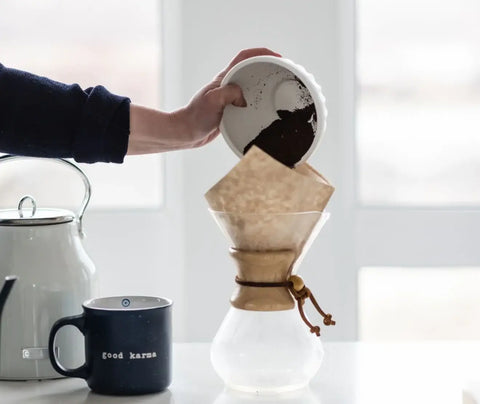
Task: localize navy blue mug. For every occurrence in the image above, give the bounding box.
[48,296,172,395]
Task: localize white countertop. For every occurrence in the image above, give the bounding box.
[1,342,480,404]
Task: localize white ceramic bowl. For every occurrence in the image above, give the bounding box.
[220,56,327,166]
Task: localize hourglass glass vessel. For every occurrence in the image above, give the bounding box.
[209,210,334,393]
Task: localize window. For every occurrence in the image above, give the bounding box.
[359,267,480,340]
[358,0,480,206]
[355,0,480,341]
[0,0,163,209]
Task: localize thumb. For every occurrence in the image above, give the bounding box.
[207,84,247,108]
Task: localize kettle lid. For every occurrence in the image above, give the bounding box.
[0,196,74,226]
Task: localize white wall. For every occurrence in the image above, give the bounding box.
[83,0,355,342]
[172,0,354,341]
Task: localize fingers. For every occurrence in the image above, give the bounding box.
[208,48,281,91]
[219,47,281,77]
[186,48,281,151]
[228,48,281,69]
[207,83,247,108]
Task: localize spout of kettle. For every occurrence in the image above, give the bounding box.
[0,276,17,319]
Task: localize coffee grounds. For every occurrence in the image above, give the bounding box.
[243,103,316,167]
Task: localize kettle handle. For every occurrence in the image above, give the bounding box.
[0,276,17,320]
[0,155,91,235]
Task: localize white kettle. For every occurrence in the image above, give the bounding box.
[0,155,97,380]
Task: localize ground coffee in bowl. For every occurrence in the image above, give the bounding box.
[220,56,326,167]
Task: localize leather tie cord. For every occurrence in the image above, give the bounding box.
[235,275,335,336]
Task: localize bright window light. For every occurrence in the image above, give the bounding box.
[357,0,480,206]
[0,0,163,209]
[359,267,480,340]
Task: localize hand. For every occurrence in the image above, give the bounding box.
[128,48,281,155]
[178,47,281,149]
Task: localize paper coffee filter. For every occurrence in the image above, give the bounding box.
[205,146,334,214]
[206,146,334,268]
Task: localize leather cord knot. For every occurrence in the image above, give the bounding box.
[323,314,335,326]
[287,275,336,337]
[234,275,336,337]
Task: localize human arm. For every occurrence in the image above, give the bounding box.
[0,63,130,163]
[0,48,280,163]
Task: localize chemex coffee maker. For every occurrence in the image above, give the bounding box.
[0,155,97,380]
[206,56,336,393]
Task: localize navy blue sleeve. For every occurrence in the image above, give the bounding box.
[0,63,131,163]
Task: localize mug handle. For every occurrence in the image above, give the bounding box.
[48,314,88,379]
